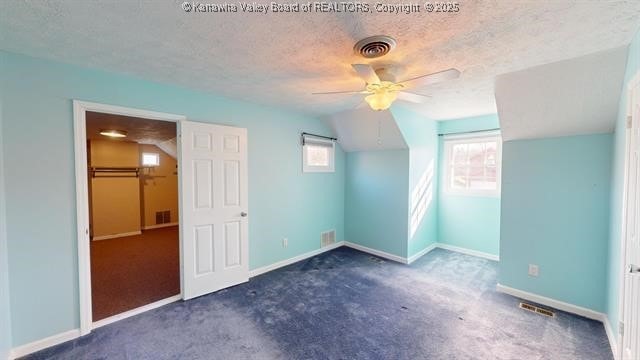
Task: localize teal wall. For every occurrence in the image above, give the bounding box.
[437,115,501,256]
[392,107,439,257]
[345,150,409,257]
[607,28,640,339]
[0,77,13,359]
[438,114,499,135]
[500,134,612,312]
[0,51,345,346]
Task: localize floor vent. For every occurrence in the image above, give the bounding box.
[519,302,555,317]
[321,230,336,247]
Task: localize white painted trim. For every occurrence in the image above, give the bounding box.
[441,129,501,140]
[251,241,496,277]
[73,101,92,336]
[73,100,186,336]
[92,295,181,329]
[496,283,604,321]
[496,283,618,357]
[407,243,437,264]
[9,329,81,360]
[142,222,179,230]
[249,241,344,277]
[343,242,408,264]
[616,69,640,360]
[436,243,499,261]
[604,316,619,360]
[7,295,182,359]
[73,101,186,122]
[92,231,142,241]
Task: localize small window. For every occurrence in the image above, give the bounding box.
[142,152,160,167]
[302,135,335,173]
[444,135,501,196]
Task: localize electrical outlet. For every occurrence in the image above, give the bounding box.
[528,264,539,277]
[282,238,288,248]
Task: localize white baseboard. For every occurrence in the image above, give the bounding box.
[496,283,604,321]
[93,294,182,329]
[92,230,141,241]
[407,243,438,264]
[8,295,182,359]
[249,241,345,277]
[436,243,499,261]
[603,316,619,360]
[9,329,81,360]
[142,222,178,230]
[343,242,407,264]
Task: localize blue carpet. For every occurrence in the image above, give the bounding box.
[23,247,612,359]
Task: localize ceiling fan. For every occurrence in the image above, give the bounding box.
[313,64,461,111]
[313,35,460,111]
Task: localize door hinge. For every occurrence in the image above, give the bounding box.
[619,321,624,336]
[627,116,633,129]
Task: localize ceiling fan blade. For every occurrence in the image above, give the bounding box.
[399,68,460,88]
[312,90,369,95]
[352,64,380,85]
[397,91,431,104]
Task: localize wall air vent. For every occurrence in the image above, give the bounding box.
[354,35,396,58]
[519,302,555,317]
[155,210,171,225]
[321,230,336,247]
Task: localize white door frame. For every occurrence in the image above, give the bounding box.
[617,71,640,359]
[73,100,186,335]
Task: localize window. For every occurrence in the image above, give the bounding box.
[444,135,501,196]
[302,135,335,173]
[142,152,160,167]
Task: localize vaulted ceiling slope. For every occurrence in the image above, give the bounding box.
[326,108,407,152]
[1,1,639,120]
[495,47,628,142]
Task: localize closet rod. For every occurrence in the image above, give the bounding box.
[91,167,140,178]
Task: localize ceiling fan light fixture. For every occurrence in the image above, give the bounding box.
[99,129,128,138]
[365,90,398,111]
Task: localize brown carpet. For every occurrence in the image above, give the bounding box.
[90,226,180,321]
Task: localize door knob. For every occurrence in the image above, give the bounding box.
[630,264,640,274]
[240,212,248,217]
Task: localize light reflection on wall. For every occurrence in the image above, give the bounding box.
[410,160,434,238]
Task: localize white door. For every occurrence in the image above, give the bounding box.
[180,120,249,300]
[623,84,640,360]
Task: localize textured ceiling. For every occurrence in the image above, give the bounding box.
[1,1,640,119]
[496,47,628,141]
[86,111,176,144]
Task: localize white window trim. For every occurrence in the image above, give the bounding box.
[443,134,502,197]
[302,140,335,173]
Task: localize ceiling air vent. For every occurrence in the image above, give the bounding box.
[354,35,396,58]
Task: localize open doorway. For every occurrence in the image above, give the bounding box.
[85,111,180,322]
[74,101,250,335]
